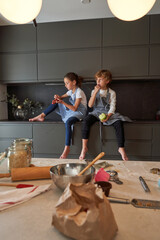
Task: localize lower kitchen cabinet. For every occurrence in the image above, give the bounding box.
[0,123,32,152]
[0,121,159,160]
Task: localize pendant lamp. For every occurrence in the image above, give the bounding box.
[107,0,156,21]
[0,0,42,24]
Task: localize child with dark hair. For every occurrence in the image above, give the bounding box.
[29,72,87,159]
[79,69,131,161]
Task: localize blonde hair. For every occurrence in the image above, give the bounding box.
[95,69,112,85]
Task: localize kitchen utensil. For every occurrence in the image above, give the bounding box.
[139,176,150,192]
[0,182,34,188]
[50,163,95,190]
[150,168,160,175]
[0,173,11,178]
[106,170,123,185]
[78,152,105,176]
[11,166,51,181]
[108,196,160,209]
[95,181,112,197]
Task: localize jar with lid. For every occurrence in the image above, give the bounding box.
[7,145,29,171]
[12,138,32,165]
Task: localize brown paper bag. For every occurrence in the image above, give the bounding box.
[52,182,118,240]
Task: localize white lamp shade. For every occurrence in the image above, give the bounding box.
[0,0,42,24]
[107,0,156,21]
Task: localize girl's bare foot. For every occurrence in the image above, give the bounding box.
[29,113,45,122]
[118,147,128,161]
[60,146,70,159]
[79,147,88,160]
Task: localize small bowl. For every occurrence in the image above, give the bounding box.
[50,163,95,190]
[95,181,112,196]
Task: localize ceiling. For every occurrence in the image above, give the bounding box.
[0,0,160,25]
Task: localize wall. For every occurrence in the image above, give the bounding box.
[7,80,160,121]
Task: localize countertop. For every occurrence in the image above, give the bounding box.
[0,120,160,124]
[0,158,160,240]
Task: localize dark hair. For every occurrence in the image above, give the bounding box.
[94,69,112,85]
[64,72,83,88]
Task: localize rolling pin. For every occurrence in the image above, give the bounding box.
[11,166,52,181]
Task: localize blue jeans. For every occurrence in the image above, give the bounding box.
[43,103,79,146]
[65,117,79,146]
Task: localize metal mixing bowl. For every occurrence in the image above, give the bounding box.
[50,163,95,190]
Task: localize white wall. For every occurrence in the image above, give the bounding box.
[0,84,8,120]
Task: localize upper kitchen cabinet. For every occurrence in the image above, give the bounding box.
[103,46,148,78]
[38,49,101,82]
[149,15,160,76]
[37,19,101,50]
[37,19,101,81]
[0,53,37,83]
[103,16,149,46]
[0,24,37,83]
[0,24,36,52]
[150,15,160,44]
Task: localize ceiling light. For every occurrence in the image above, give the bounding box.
[0,0,42,24]
[107,0,156,21]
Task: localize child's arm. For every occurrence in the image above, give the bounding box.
[88,85,100,108]
[54,93,68,100]
[56,98,82,112]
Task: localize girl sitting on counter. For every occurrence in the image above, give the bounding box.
[29,72,87,159]
[79,69,132,161]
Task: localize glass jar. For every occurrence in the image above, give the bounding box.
[14,105,28,120]
[7,145,29,171]
[12,138,32,165]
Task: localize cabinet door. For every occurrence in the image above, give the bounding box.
[152,125,160,157]
[0,53,37,83]
[33,123,65,155]
[37,19,101,50]
[103,46,148,77]
[0,124,32,152]
[125,124,152,157]
[0,24,36,52]
[103,16,149,46]
[38,49,101,82]
[149,46,160,76]
[150,15,160,44]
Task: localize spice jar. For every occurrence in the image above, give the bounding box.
[7,145,29,171]
[12,138,32,165]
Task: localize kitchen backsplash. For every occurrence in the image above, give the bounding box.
[7,80,160,121]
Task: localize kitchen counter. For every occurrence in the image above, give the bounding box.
[0,158,160,240]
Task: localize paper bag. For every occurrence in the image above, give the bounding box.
[52,182,118,240]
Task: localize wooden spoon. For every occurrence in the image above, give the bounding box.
[78,152,105,176]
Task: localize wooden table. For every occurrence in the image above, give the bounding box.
[0,159,160,240]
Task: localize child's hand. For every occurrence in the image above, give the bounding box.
[54,94,61,100]
[94,85,100,94]
[56,98,63,104]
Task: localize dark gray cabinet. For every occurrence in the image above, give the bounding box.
[150,15,160,44]
[0,24,37,83]
[0,15,160,83]
[152,125,160,157]
[103,17,149,46]
[38,49,101,81]
[149,46,160,76]
[0,24,36,52]
[0,123,32,152]
[101,123,152,160]
[0,122,159,160]
[103,46,148,77]
[0,53,37,83]
[37,20,101,50]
